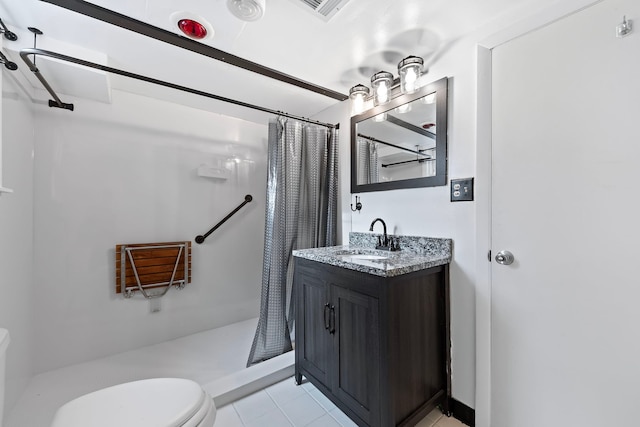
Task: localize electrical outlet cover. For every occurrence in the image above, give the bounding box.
[451,178,474,202]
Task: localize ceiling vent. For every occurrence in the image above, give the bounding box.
[292,0,352,21]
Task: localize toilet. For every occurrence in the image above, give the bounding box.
[0,329,10,427]
[50,378,216,427]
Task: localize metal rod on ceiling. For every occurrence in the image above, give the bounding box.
[39,0,348,102]
[0,18,18,41]
[19,48,337,128]
[0,52,19,71]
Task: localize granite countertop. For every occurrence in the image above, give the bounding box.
[292,232,452,278]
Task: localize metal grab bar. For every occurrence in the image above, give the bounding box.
[195,195,253,244]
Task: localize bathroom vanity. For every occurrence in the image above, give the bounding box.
[293,233,452,427]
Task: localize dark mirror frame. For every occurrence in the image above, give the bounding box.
[350,76,448,193]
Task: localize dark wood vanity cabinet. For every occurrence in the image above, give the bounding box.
[294,257,451,427]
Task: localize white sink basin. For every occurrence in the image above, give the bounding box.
[337,254,388,261]
[333,249,391,263]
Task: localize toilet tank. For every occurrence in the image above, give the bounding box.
[0,329,9,427]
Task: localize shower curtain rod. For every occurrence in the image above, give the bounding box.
[40,0,348,102]
[357,133,431,157]
[19,48,338,129]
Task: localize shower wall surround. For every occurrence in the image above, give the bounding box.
[0,74,36,414]
[31,89,269,373]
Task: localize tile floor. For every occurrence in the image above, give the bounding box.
[219,376,467,427]
[5,317,466,427]
[5,319,262,427]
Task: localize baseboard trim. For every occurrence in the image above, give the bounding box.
[451,398,475,426]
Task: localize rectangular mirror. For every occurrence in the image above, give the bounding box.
[351,77,448,193]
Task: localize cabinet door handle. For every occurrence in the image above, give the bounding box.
[324,303,331,330]
[329,305,336,334]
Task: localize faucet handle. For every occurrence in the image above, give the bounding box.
[389,238,400,251]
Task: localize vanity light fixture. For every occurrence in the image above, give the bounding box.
[349,84,370,115]
[398,55,424,94]
[371,71,394,106]
[349,55,426,115]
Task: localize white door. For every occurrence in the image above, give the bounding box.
[491,1,640,425]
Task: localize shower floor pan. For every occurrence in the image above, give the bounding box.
[5,317,294,427]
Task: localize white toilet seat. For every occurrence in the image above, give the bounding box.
[50,378,216,427]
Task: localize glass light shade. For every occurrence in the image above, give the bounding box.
[423,93,436,104]
[349,84,370,116]
[395,103,412,114]
[372,112,387,122]
[398,56,424,94]
[371,71,393,106]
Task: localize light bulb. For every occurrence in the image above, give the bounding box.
[402,68,418,94]
[353,95,364,115]
[349,84,370,116]
[398,56,424,95]
[423,93,436,104]
[373,113,387,122]
[396,103,411,114]
[371,71,393,106]
[376,81,389,104]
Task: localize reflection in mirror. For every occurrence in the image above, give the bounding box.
[351,77,447,193]
[356,94,436,184]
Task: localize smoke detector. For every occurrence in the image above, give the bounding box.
[290,0,352,21]
[227,0,266,22]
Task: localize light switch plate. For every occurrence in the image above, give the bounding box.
[451,178,474,202]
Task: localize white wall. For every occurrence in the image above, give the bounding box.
[31,89,268,373]
[314,34,483,409]
[1,0,593,412]
[0,72,35,415]
[315,0,594,407]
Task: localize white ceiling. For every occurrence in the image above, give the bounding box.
[0,0,543,123]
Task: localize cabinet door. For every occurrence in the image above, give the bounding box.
[297,271,331,387]
[331,285,380,426]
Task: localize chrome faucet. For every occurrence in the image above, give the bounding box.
[369,218,399,251]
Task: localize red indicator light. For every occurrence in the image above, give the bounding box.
[178,19,208,39]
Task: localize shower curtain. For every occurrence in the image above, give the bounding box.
[357,136,379,184]
[247,116,338,366]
